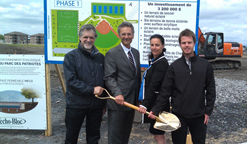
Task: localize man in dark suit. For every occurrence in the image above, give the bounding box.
[104,21,141,144]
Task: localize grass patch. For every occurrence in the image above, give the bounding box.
[2,44,44,47]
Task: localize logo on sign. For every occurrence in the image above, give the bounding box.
[0,118,26,125]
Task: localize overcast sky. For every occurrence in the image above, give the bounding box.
[0,0,246,45]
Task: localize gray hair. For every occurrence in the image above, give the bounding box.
[117,21,134,36]
[79,24,97,38]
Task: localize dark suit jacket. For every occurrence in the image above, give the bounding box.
[104,44,141,111]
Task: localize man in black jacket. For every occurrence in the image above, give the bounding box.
[149,29,216,144]
[63,24,105,144]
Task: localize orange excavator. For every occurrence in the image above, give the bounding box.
[197,28,243,69]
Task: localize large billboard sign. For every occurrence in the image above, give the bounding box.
[45,0,200,66]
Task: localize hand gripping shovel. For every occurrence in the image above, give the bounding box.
[95,88,181,132]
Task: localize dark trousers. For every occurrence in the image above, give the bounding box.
[108,109,135,144]
[172,114,207,144]
[65,107,103,144]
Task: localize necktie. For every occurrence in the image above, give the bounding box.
[128,51,136,74]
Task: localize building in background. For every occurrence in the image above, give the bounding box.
[30,33,44,45]
[4,31,28,44]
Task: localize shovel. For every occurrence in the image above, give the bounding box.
[95,88,181,132]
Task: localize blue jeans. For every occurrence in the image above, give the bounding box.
[65,107,103,144]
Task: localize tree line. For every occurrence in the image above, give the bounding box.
[0,34,4,40]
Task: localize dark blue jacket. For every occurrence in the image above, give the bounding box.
[63,42,105,109]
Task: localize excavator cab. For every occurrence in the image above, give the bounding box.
[197,28,242,69]
[198,32,224,59]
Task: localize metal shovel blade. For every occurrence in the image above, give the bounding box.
[154,111,181,132]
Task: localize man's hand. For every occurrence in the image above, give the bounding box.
[148,111,156,120]
[138,105,147,114]
[93,86,104,96]
[115,95,124,105]
[204,114,209,125]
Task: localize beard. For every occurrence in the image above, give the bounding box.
[83,41,93,50]
[84,44,92,50]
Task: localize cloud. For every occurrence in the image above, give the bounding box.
[200,0,247,45]
[0,0,43,35]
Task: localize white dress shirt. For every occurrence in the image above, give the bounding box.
[121,42,136,68]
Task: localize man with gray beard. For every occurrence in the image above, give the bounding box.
[63,24,106,144]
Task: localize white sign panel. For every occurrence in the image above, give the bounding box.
[139,1,198,65]
[45,0,199,66]
[0,55,46,130]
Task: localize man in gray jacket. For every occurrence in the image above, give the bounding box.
[104,21,141,144]
[63,24,105,144]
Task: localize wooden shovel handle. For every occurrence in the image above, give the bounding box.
[124,101,150,114]
[97,89,162,121]
[123,102,158,119]
[123,101,139,111]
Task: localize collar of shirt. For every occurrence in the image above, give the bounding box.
[185,57,191,70]
[121,42,136,67]
[121,42,132,57]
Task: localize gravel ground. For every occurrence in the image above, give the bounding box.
[0,44,246,144]
[206,78,247,143]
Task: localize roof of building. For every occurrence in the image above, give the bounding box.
[4,31,28,35]
[30,33,44,37]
